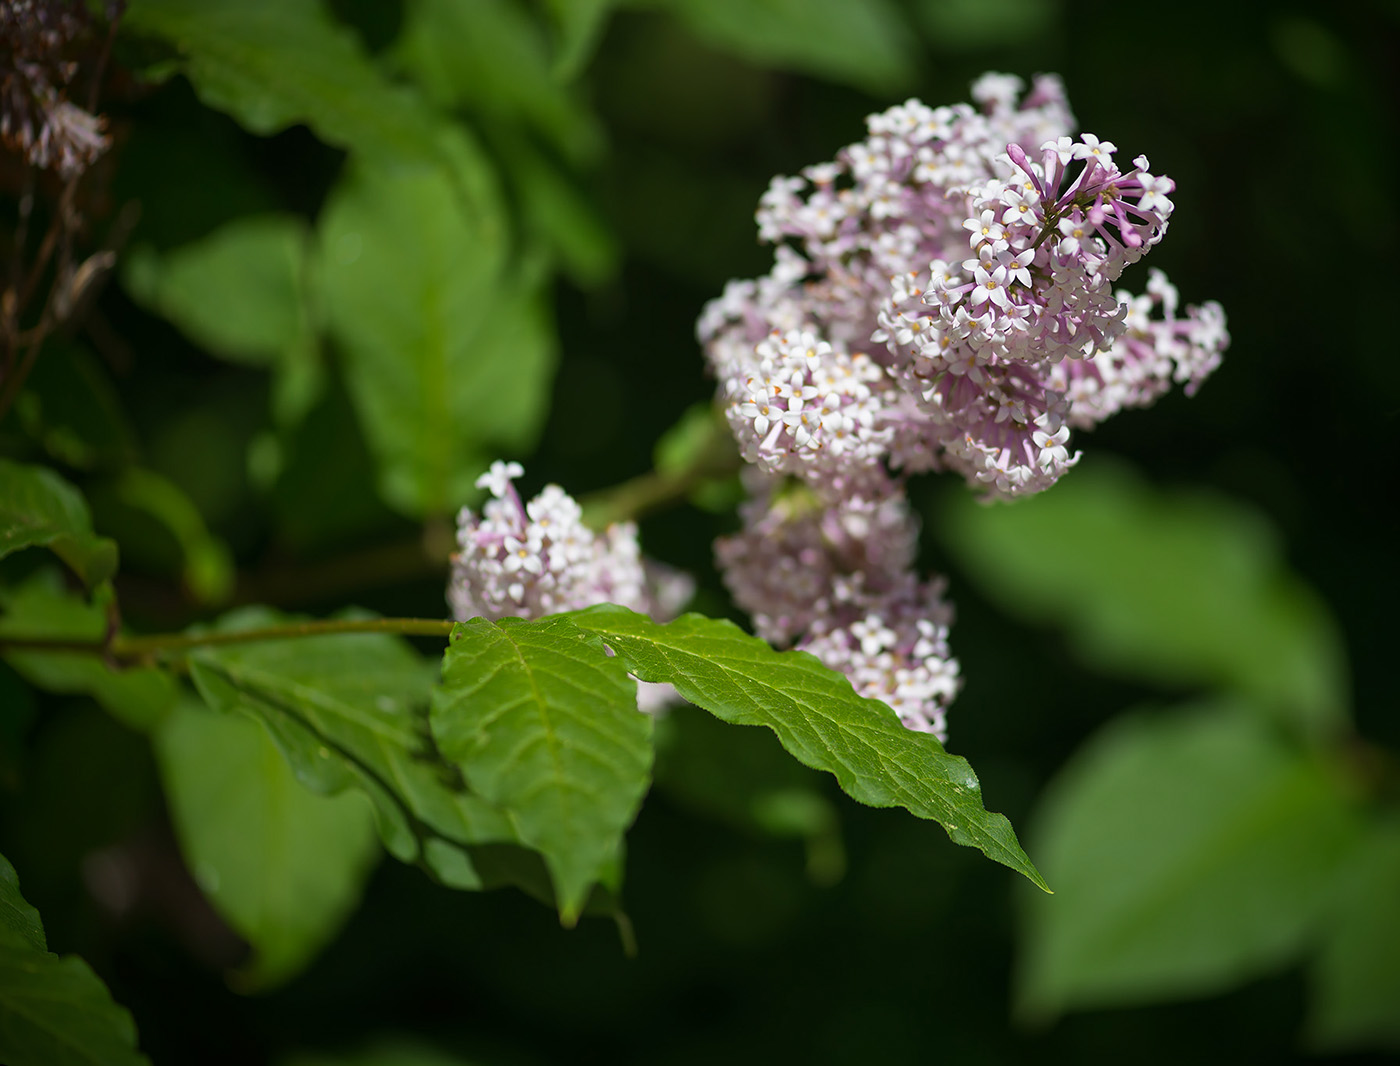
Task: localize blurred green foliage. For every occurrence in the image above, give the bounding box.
[155,697,381,991]
[1,0,1397,1062]
[940,460,1350,743]
[1016,702,1360,1020]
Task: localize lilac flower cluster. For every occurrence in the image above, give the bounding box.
[703,73,1227,738]
[448,462,691,711]
[452,462,647,621]
[716,476,958,737]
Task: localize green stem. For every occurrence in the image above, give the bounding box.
[580,411,739,528]
[0,616,458,663]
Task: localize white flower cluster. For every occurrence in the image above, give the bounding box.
[704,73,1228,739]
[448,462,649,621]
[701,72,1228,502]
[448,462,693,712]
[716,477,959,738]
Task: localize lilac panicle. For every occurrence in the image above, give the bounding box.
[701,72,1227,503]
[449,461,690,622]
[704,73,1227,738]
[716,475,959,739]
[447,462,692,712]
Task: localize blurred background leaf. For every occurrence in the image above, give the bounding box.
[90,469,236,606]
[391,0,604,164]
[125,0,459,168]
[1306,815,1400,1051]
[122,215,322,427]
[316,150,553,516]
[650,0,917,96]
[939,458,1350,744]
[1016,701,1360,1022]
[541,0,617,80]
[155,698,381,991]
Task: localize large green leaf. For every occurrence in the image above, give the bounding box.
[568,605,1047,889]
[1308,815,1400,1050]
[123,216,309,366]
[431,616,652,923]
[155,698,381,990]
[541,0,616,80]
[392,0,603,163]
[492,132,619,287]
[1016,702,1359,1021]
[122,215,322,426]
[123,0,492,186]
[317,156,554,515]
[657,0,916,95]
[0,459,117,588]
[0,572,177,733]
[939,459,1349,742]
[184,610,516,890]
[0,854,150,1066]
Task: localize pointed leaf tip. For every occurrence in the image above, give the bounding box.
[569,605,1045,888]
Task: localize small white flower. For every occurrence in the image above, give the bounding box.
[1072,133,1117,161]
[476,460,523,498]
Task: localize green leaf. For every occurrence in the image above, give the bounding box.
[0,459,117,588]
[1308,815,1400,1050]
[1016,702,1360,1021]
[184,609,516,890]
[431,615,652,923]
[0,855,46,954]
[123,216,309,366]
[0,853,151,1066]
[496,133,618,287]
[568,605,1046,889]
[318,155,554,515]
[123,0,488,183]
[92,469,236,606]
[0,572,178,733]
[938,459,1349,742]
[392,0,604,163]
[122,215,322,426]
[541,0,615,80]
[154,698,381,990]
[658,0,916,95]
